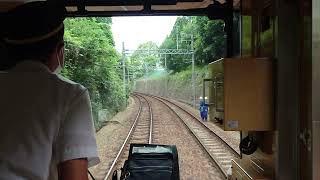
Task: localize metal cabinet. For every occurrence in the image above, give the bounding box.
[207,57,274,131]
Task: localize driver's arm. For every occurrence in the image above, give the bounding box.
[54,89,100,179]
[58,158,88,180]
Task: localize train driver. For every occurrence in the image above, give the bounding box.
[0,1,100,180]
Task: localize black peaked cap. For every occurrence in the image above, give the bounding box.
[2,1,67,44]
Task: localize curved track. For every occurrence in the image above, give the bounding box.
[137,93,240,178]
[103,94,153,180]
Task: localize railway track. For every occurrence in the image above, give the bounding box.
[103,94,153,180]
[138,93,240,178]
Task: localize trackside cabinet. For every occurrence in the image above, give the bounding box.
[208,57,274,131]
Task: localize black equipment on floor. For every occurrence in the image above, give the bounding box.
[113,143,180,180]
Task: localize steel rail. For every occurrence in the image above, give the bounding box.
[137,93,239,178]
[164,96,240,156]
[139,95,154,144]
[146,94,228,178]
[103,95,153,180]
[134,94,154,144]
[139,92,240,156]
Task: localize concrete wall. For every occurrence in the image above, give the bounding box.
[134,69,210,107]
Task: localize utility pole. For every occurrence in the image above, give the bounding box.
[127,66,130,83]
[133,74,136,90]
[146,63,149,93]
[164,54,167,69]
[176,26,179,50]
[180,32,196,107]
[191,34,196,108]
[122,42,126,94]
[144,63,149,94]
[159,54,161,69]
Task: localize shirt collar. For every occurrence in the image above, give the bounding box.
[9,60,51,73]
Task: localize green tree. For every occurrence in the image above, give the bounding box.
[160,16,226,72]
[128,41,159,79]
[194,17,226,64]
[160,17,194,72]
[62,18,126,130]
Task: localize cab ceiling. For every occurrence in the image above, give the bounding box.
[0,0,239,18]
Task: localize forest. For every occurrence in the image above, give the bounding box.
[62,16,226,130]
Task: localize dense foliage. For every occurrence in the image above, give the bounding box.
[62,18,126,130]
[160,16,226,72]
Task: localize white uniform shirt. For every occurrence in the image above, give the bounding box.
[0,60,100,180]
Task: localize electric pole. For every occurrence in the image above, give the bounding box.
[165,54,167,69]
[176,26,179,50]
[144,63,149,93]
[191,34,195,108]
[122,42,126,94]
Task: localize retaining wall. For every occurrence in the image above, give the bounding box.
[134,68,210,106]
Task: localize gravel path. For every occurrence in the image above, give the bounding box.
[146,96,225,180]
[89,97,139,180]
[114,95,152,171]
[166,98,240,154]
